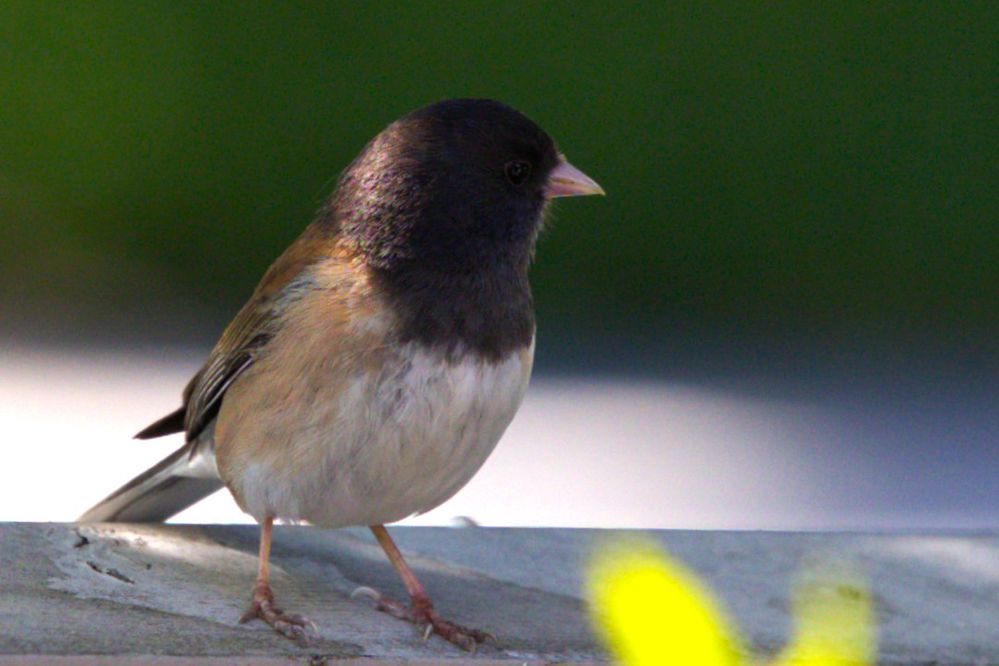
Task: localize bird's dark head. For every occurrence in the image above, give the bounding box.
[331,98,602,274]
[325,99,601,359]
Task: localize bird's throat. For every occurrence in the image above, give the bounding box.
[372,261,535,363]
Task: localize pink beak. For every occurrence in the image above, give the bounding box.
[543,157,605,199]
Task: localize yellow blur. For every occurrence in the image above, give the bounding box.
[586,538,874,666]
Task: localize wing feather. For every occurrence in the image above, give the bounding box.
[135,222,334,442]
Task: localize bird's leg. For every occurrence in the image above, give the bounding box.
[358,524,493,651]
[240,516,315,645]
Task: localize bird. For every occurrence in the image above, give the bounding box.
[78,98,603,650]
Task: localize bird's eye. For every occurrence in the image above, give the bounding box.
[504,160,532,186]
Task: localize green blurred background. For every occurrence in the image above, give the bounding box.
[2,2,996,372]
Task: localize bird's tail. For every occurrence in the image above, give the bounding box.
[78,438,223,523]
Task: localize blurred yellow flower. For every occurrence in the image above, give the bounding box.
[586,538,874,666]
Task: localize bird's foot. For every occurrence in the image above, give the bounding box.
[241,581,316,646]
[352,586,493,652]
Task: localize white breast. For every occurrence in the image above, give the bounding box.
[235,339,534,528]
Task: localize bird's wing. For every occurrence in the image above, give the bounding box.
[135,223,334,442]
[179,303,275,441]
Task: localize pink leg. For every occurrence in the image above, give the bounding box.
[240,517,316,645]
[360,524,493,651]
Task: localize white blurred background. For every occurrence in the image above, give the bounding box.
[4,344,994,530]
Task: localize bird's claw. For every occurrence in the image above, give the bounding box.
[241,584,317,646]
[352,587,492,652]
[350,585,381,601]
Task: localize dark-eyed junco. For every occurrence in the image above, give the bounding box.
[79,98,602,649]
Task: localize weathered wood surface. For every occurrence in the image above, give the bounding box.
[0,523,996,664]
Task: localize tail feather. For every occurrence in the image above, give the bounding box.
[78,443,223,523]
